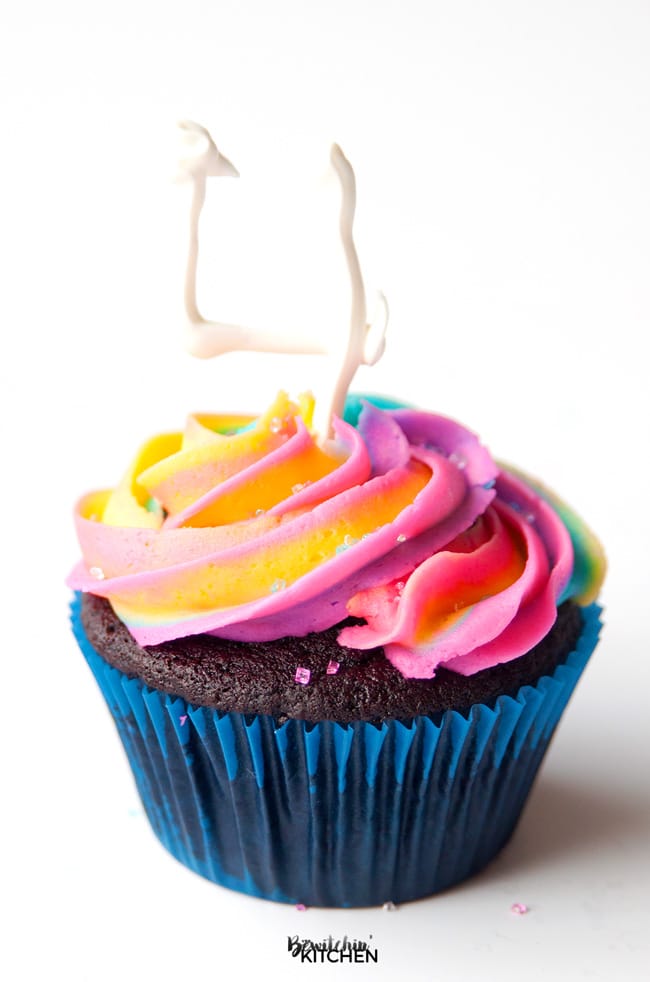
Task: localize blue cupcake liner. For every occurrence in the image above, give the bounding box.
[70,597,602,907]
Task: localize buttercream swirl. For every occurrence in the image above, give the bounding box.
[68,393,605,679]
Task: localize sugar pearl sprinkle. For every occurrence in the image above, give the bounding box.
[382,901,397,911]
[336,534,359,554]
[510,902,529,915]
[294,666,311,686]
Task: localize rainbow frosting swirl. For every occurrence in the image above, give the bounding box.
[69,393,605,679]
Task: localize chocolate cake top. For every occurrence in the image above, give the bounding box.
[81,593,583,725]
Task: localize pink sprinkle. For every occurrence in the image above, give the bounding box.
[296,903,307,911]
[326,660,340,676]
[294,666,311,685]
[179,715,188,726]
[511,902,529,915]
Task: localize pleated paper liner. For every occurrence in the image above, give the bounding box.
[70,596,602,907]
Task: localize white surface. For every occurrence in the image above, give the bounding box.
[2,2,649,980]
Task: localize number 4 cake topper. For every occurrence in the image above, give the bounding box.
[176,120,388,441]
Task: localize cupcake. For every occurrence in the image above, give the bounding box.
[68,123,605,907]
[68,389,605,907]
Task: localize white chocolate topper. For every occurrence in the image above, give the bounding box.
[176,120,388,440]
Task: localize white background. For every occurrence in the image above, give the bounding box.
[2,2,649,980]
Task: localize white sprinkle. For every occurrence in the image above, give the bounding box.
[89,566,105,580]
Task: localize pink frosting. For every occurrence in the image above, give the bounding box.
[69,402,578,679]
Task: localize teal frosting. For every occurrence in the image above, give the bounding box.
[343,392,413,427]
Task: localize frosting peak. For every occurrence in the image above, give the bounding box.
[68,394,605,679]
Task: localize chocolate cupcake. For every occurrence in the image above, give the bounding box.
[68,392,605,906]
